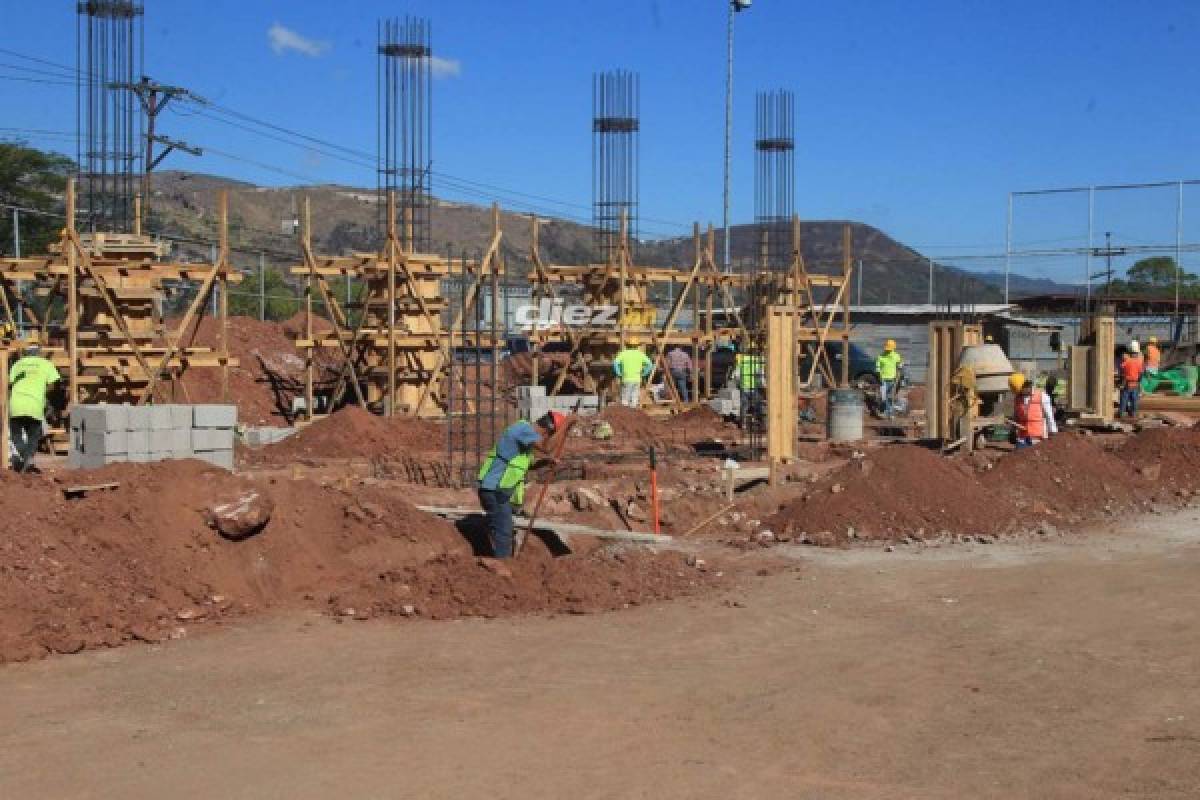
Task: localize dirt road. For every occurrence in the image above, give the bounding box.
[3,510,1199,799]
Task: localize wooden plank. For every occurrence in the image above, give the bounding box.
[767,306,797,464]
[414,505,674,543]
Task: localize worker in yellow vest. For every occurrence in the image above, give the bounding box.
[8,341,61,473]
[735,351,765,427]
[875,339,904,418]
[613,342,653,409]
[477,412,565,558]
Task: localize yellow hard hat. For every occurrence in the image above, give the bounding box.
[1008,372,1026,393]
[1149,335,1158,344]
[985,335,995,343]
[884,339,897,351]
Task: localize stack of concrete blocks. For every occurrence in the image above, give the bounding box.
[69,403,237,471]
[517,386,600,420]
[708,386,741,417]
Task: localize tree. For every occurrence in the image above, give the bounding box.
[227,267,300,321]
[0,142,75,256]
[1112,257,1200,298]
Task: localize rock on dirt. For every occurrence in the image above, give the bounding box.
[204,489,275,541]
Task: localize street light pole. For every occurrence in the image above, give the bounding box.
[723,1,750,273]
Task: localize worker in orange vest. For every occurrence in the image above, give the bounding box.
[1144,335,1162,375]
[1010,372,1056,448]
[1118,341,1145,419]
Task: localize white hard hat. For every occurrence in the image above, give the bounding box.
[1129,340,1141,354]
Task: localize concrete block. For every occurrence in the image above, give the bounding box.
[192,428,234,451]
[83,429,127,456]
[69,450,107,470]
[126,405,152,431]
[148,405,173,430]
[195,450,235,471]
[193,404,237,429]
[243,426,296,448]
[166,404,192,428]
[150,429,176,452]
[70,404,129,434]
[169,428,192,453]
[126,429,150,455]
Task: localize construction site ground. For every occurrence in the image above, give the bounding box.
[3,506,1199,799]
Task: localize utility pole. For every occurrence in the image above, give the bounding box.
[1089,231,1127,301]
[723,0,752,274]
[259,251,266,322]
[112,77,204,226]
[927,256,933,305]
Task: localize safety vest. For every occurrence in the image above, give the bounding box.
[478,423,533,505]
[1014,389,1046,440]
[1145,344,1161,370]
[876,351,903,381]
[1120,355,1144,388]
[737,354,764,390]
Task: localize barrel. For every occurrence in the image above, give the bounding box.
[826,388,865,442]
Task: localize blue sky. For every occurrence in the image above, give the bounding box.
[2,1,1199,283]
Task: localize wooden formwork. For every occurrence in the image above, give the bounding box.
[926,320,983,444]
[0,179,239,449]
[291,194,503,420]
[527,213,743,411]
[766,305,798,472]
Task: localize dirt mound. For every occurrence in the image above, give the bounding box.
[1118,427,1200,486]
[765,445,1020,543]
[595,405,735,450]
[247,405,448,462]
[171,315,310,425]
[0,460,726,663]
[988,432,1144,519]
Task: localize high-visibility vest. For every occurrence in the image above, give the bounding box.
[478,422,533,505]
[876,351,903,381]
[737,354,764,390]
[1014,389,1046,440]
[1120,355,1144,388]
[1145,344,1161,370]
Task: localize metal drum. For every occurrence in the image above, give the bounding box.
[826,388,865,442]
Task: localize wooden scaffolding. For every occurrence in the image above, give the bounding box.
[527,213,745,412]
[0,179,238,450]
[292,193,503,419]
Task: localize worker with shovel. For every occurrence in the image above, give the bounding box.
[1009,372,1056,448]
[477,411,567,559]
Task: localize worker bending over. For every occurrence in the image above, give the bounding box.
[875,339,904,418]
[1010,372,1056,448]
[1118,341,1145,419]
[477,412,565,559]
[8,342,61,473]
[1144,335,1161,376]
[613,342,652,408]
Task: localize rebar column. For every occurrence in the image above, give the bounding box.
[592,70,639,264]
[378,17,433,253]
[754,89,795,275]
[77,0,144,234]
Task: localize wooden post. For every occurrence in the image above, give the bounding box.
[133,193,143,236]
[767,306,797,477]
[691,224,702,403]
[65,179,78,407]
[1,346,8,471]
[218,191,230,402]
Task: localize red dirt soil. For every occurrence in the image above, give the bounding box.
[245,405,449,462]
[0,460,724,663]
[593,405,736,450]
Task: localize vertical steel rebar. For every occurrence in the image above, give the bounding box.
[593,70,639,263]
[378,17,432,252]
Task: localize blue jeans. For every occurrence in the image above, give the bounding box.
[478,487,516,558]
[880,379,897,416]
[1119,386,1140,418]
[670,369,690,403]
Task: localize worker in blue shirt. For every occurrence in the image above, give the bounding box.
[477,411,566,558]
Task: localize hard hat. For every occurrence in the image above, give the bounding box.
[985,335,994,343]
[1149,335,1158,344]
[884,339,896,352]
[1008,372,1026,393]
[537,410,567,433]
[1129,340,1141,354]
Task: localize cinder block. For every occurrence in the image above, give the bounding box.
[195,450,235,471]
[149,429,176,452]
[83,429,127,456]
[126,405,152,431]
[169,428,192,453]
[193,404,237,429]
[71,404,130,434]
[166,404,192,428]
[126,429,150,455]
[69,450,107,469]
[148,404,173,430]
[192,428,234,451]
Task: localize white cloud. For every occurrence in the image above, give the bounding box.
[431,56,461,79]
[267,23,329,58]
